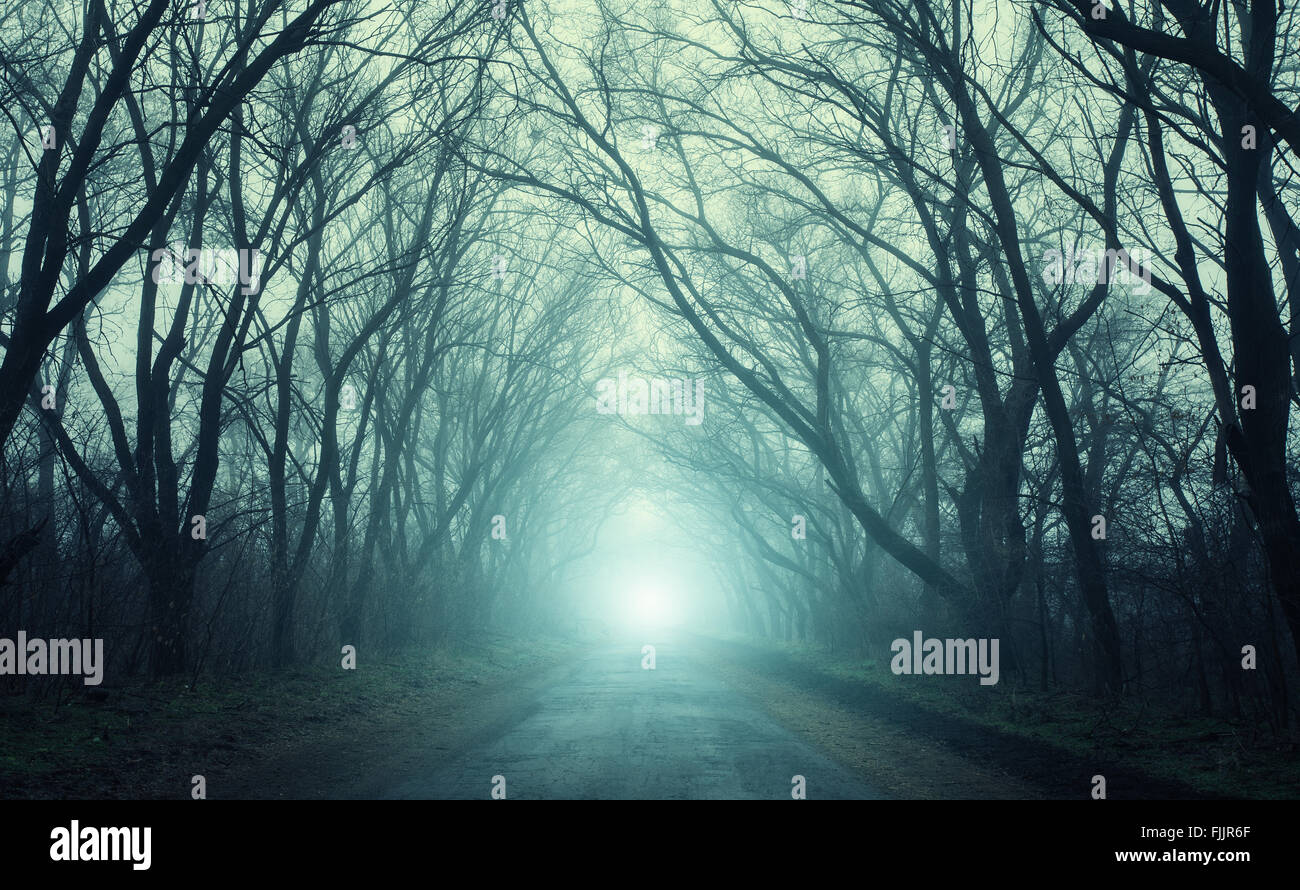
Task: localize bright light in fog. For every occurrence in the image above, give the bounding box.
[628,582,678,629]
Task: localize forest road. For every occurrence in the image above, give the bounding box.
[382,634,885,800]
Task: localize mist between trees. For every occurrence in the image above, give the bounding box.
[0,0,1297,731]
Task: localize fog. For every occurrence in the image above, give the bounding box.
[1,0,1298,804]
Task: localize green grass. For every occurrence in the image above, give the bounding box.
[0,632,581,799]
[723,633,1300,799]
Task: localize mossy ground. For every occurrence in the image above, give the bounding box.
[708,633,1299,799]
[0,634,581,799]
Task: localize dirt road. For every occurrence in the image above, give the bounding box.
[383,634,883,800]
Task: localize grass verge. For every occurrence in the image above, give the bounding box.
[709,633,1299,799]
[0,633,580,799]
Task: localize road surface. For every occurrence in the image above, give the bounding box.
[384,635,884,800]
